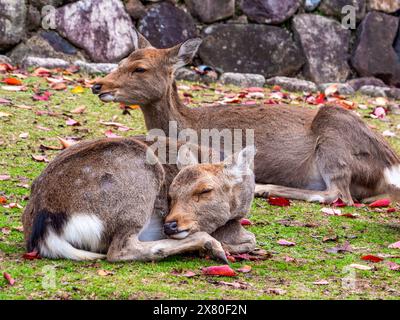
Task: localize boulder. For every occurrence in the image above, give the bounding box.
[74,60,118,74]
[184,0,234,23]
[199,24,305,78]
[21,57,70,69]
[319,0,366,21]
[0,0,26,51]
[266,76,318,92]
[27,5,41,32]
[387,88,400,100]
[56,0,136,62]
[125,0,146,20]
[240,0,301,24]
[319,83,355,95]
[175,68,201,82]
[368,0,400,13]
[293,14,351,84]
[8,31,86,64]
[351,12,400,87]
[138,2,197,49]
[220,73,266,87]
[30,0,77,9]
[346,77,388,91]
[359,85,390,97]
[0,55,12,64]
[305,0,322,11]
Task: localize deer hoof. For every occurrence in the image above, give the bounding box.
[204,240,228,264]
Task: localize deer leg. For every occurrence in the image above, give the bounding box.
[107,231,228,263]
[212,220,256,254]
[255,184,340,204]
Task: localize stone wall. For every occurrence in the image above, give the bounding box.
[1,0,400,88]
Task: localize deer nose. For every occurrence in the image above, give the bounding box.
[91,83,102,94]
[164,221,178,235]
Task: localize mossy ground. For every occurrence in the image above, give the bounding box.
[1,70,400,300]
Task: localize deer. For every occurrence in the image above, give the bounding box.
[92,30,400,206]
[22,136,257,262]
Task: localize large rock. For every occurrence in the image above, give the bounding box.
[74,60,118,74]
[125,0,146,20]
[185,0,234,23]
[138,2,197,49]
[240,0,301,24]
[56,0,136,62]
[21,57,70,69]
[368,0,400,13]
[30,0,77,9]
[346,77,387,91]
[199,24,305,78]
[293,14,351,84]
[266,76,318,92]
[305,0,322,11]
[8,31,86,64]
[351,12,400,87]
[220,73,266,87]
[0,0,26,51]
[319,0,366,21]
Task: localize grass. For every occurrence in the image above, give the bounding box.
[1,69,400,300]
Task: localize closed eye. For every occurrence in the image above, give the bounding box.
[196,188,213,196]
[132,67,146,73]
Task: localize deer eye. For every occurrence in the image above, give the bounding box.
[196,188,213,196]
[132,67,146,74]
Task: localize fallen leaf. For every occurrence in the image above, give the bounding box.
[349,263,373,271]
[1,227,11,235]
[32,91,51,101]
[324,84,338,96]
[36,125,51,131]
[71,85,84,94]
[268,196,290,207]
[369,198,391,208]
[51,82,67,90]
[240,218,252,226]
[65,118,79,126]
[0,85,25,92]
[58,137,78,149]
[265,288,286,295]
[0,63,15,72]
[31,155,49,162]
[22,251,41,260]
[383,130,396,137]
[171,269,197,277]
[214,280,250,289]
[3,77,22,85]
[374,97,388,106]
[313,279,329,285]
[0,98,11,104]
[19,132,29,139]
[71,106,86,114]
[322,235,339,242]
[386,261,400,271]
[3,202,23,209]
[104,130,121,138]
[0,174,11,181]
[97,269,114,276]
[202,265,237,277]
[388,241,400,249]
[321,207,342,215]
[0,111,11,118]
[237,265,252,273]
[32,67,52,77]
[277,239,296,246]
[326,241,352,254]
[0,196,7,204]
[361,255,384,263]
[3,272,15,286]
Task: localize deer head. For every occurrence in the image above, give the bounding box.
[92,30,202,107]
[164,146,256,239]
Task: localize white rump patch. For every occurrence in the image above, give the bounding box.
[384,165,400,189]
[40,214,106,261]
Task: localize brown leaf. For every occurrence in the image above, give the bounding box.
[71,106,86,114]
[3,272,15,286]
[97,269,114,276]
[237,265,252,273]
[32,154,49,162]
[265,288,286,295]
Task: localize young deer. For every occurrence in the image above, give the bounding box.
[22,136,256,261]
[92,31,400,205]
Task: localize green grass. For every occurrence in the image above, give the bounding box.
[1,70,400,300]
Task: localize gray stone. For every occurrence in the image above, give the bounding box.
[319,83,355,95]
[293,14,351,84]
[351,12,400,87]
[74,60,118,74]
[266,76,318,92]
[240,0,301,24]
[138,2,197,49]
[56,0,136,62]
[199,24,305,78]
[359,85,390,97]
[125,0,146,20]
[8,31,86,64]
[387,88,400,100]
[175,68,201,82]
[346,77,388,91]
[319,0,366,21]
[368,0,400,13]
[185,0,234,23]
[220,73,266,88]
[0,0,26,50]
[30,0,74,8]
[305,0,322,11]
[27,5,41,32]
[21,57,70,69]
[0,55,12,64]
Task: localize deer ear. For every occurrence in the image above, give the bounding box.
[132,29,153,50]
[224,146,256,181]
[168,38,203,70]
[177,145,199,169]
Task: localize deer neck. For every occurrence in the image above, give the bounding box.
[141,82,194,136]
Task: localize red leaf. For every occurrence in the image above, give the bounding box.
[246,87,264,93]
[32,91,51,101]
[202,265,237,277]
[361,255,384,263]
[240,218,252,226]
[316,93,326,104]
[3,272,15,286]
[268,197,290,207]
[272,85,281,91]
[369,198,391,208]
[0,63,15,72]
[23,251,41,260]
[387,208,396,213]
[0,196,7,204]
[3,77,22,85]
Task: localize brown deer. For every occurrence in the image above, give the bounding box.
[92,31,400,205]
[22,136,256,261]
